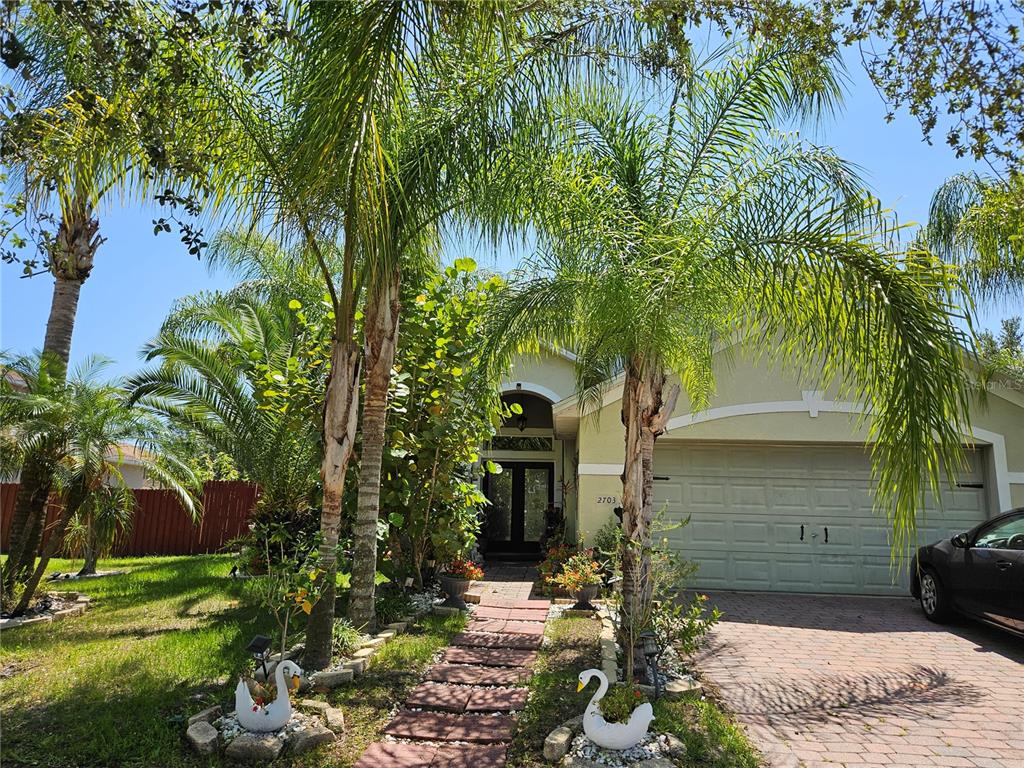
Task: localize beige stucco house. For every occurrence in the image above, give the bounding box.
[480,343,1024,596]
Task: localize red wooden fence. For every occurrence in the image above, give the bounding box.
[0,481,259,556]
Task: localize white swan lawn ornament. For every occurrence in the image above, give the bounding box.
[577,668,654,750]
[235,660,303,732]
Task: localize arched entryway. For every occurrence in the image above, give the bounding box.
[480,389,561,558]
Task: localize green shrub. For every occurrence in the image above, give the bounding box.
[598,683,649,724]
[651,593,721,657]
[375,588,415,626]
[332,617,365,659]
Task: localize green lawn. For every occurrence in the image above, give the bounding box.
[1,556,758,768]
[0,555,463,768]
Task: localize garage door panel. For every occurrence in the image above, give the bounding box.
[654,444,987,596]
[775,558,816,590]
[729,484,771,509]
[687,482,722,505]
[733,555,772,588]
[733,521,768,545]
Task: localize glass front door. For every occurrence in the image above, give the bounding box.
[483,462,554,555]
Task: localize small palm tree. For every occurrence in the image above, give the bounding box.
[490,46,973,674]
[1,354,200,615]
[127,255,326,533]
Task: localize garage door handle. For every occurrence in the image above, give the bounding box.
[800,525,804,541]
[824,526,829,544]
[997,560,1013,570]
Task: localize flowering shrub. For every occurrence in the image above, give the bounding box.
[444,557,484,581]
[598,683,649,724]
[552,550,602,593]
[538,543,577,592]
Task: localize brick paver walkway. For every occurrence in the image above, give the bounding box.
[355,565,546,768]
[693,592,1024,768]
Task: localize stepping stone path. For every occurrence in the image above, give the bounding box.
[355,584,549,768]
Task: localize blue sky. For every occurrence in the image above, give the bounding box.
[1,47,1017,380]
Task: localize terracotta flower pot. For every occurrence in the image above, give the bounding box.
[572,583,600,611]
[439,574,471,610]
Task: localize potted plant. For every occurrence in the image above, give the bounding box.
[554,550,602,610]
[438,557,484,609]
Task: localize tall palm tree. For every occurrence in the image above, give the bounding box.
[0,2,202,594]
[173,0,716,665]
[490,46,973,673]
[0,354,199,615]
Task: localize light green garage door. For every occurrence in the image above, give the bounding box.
[653,443,988,595]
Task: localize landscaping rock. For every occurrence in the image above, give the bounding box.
[353,647,376,659]
[562,758,602,768]
[660,733,685,756]
[342,658,367,675]
[325,706,345,732]
[543,725,574,762]
[634,759,675,768]
[311,668,354,690]
[287,724,336,754]
[188,704,223,726]
[360,636,385,649]
[225,731,284,762]
[432,605,461,616]
[375,629,396,641]
[299,698,330,714]
[385,621,407,633]
[664,677,702,697]
[269,643,304,662]
[186,721,219,756]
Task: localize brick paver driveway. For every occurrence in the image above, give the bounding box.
[693,592,1024,768]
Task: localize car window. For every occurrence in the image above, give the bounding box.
[974,515,1024,550]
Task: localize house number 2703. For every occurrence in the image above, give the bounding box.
[596,496,618,504]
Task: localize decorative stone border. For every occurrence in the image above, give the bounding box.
[308,615,418,691]
[596,606,619,683]
[0,592,91,630]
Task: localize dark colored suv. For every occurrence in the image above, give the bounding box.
[910,508,1024,637]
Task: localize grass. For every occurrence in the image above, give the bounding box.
[653,695,762,768]
[508,615,602,767]
[506,613,761,768]
[0,555,463,768]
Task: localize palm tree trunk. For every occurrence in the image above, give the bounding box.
[617,362,678,679]
[619,362,647,678]
[12,488,85,617]
[303,336,362,670]
[78,532,99,577]
[2,456,54,600]
[42,276,84,366]
[3,277,83,598]
[349,276,401,631]
[4,202,97,603]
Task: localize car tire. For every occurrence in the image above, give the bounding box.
[918,567,951,622]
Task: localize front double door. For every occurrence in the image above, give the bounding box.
[483,461,553,556]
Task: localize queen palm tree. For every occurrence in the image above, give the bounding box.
[489,46,974,674]
[0,2,205,595]
[0,354,200,615]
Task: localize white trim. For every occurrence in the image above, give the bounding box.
[971,426,1012,512]
[664,394,1014,514]
[1008,472,1024,485]
[579,463,623,476]
[499,381,565,404]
